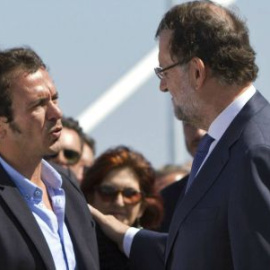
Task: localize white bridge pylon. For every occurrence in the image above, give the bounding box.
[77,46,158,133]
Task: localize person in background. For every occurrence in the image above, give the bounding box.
[47,116,83,179]
[74,132,96,183]
[81,145,163,270]
[0,47,99,269]
[155,162,191,192]
[158,122,205,232]
[90,1,270,269]
[182,121,206,157]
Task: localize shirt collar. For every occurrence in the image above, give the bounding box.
[41,159,62,189]
[0,157,62,201]
[208,84,256,141]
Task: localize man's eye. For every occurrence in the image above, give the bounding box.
[34,99,47,108]
[38,100,47,106]
[52,98,58,104]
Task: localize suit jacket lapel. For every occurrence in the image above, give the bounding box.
[0,167,55,270]
[63,178,99,270]
[165,91,269,262]
[165,142,231,261]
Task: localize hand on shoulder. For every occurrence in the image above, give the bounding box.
[88,204,130,252]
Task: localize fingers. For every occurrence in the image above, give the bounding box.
[87,204,130,251]
[88,204,107,224]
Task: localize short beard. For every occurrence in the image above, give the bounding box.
[174,105,189,122]
[174,99,202,127]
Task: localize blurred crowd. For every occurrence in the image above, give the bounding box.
[1,1,266,269]
[45,114,205,269]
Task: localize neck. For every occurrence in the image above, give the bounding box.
[195,81,252,130]
[0,151,43,186]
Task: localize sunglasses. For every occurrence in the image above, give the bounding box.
[95,185,143,205]
[51,149,81,165]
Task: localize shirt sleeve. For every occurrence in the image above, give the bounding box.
[123,227,141,257]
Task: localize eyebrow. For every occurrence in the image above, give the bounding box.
[28,91,59,108]
[52,91,59,100]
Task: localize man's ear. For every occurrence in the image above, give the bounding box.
[0,117,8,139]
[189,57,206,90]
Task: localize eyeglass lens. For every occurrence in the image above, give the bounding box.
[154,61,181,79]
[96,185,142,204]
[63,149,81,165]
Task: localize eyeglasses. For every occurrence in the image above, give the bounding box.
[95,185,143,205]
[61,149,81,165]
[49,149,80,165]
[154,61,182,79]
[44,149,81,165]
[58,149,80,165]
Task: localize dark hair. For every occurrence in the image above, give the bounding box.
[156,163,190,178]
[0,47,46,123]
[81,145,163,229]
[62,116,84,150]
[156,1,258,85]
[82,132,96,155]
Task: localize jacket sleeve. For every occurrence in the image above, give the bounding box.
[130,229,167,270]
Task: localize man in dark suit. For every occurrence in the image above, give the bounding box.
[159,122,206,232]
[0,47,99,269]
[91,1,270,269]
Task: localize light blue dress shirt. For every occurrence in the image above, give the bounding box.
[0,157,76,270]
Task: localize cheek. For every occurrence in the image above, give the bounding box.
[91,193,111,214]
[70,163,81,174]
[169,83,182,100]
[126,203,143,225]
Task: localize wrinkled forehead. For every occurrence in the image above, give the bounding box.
[158,29,175,63]
[8,67,52,90]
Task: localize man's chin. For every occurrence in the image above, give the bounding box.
[45,144,61,157]
[174,109,184,121]
[174,106,190,122]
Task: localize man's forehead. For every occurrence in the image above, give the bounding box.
[158,30,174,62]
[11,68,56,95]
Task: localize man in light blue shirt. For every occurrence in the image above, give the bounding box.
[0,47,99,270]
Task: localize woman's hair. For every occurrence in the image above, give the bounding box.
[81,145,163,229]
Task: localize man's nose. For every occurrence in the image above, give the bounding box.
[159,78,168,92]
[47,102,62,121]
[114,192,125,206]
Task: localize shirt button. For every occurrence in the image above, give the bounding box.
[34,190,41,197]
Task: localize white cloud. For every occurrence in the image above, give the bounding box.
[211,0,236,7]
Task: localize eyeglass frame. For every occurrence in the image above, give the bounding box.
[154,61,182,80]
[51,148,81,165]
[94,185,144,205]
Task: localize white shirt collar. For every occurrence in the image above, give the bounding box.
[208,84,256,142]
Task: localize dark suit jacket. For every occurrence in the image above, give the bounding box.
[96,225,130,270]
[0,162,99,270]
[130,91,270,270]
[159,176,188,232]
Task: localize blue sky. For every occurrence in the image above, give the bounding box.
[1,0,269,167]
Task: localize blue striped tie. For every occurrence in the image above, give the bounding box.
[185,134,214,193]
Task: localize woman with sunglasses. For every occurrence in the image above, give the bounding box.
[81,145,163,270]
